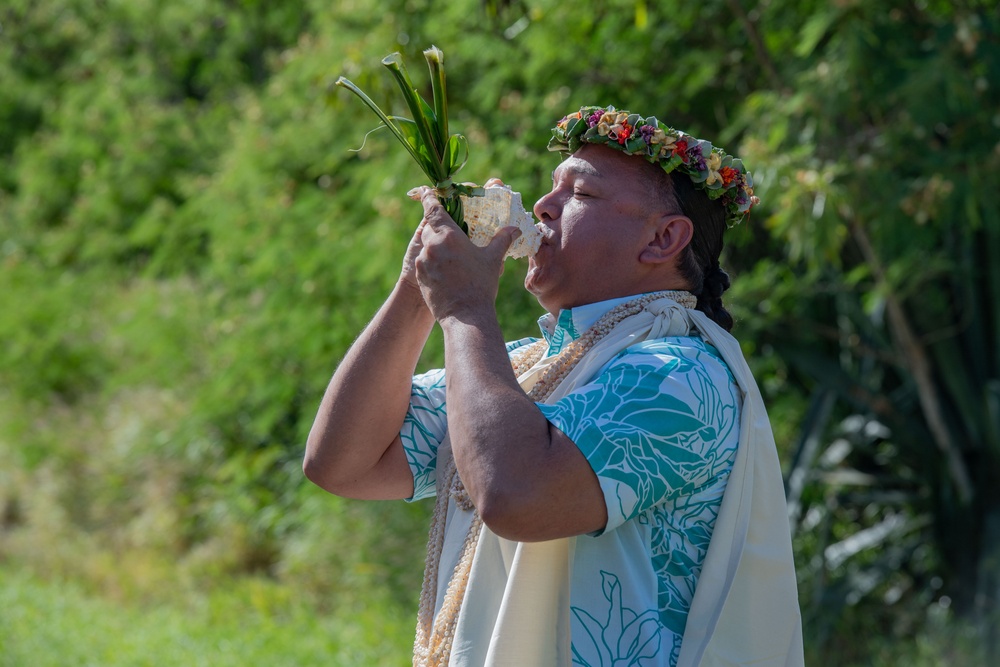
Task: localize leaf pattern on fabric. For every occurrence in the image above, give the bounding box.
[402,367,447,500]
[539,338,740,663]
[546,309,581,356]
[571,571,664,666]
[403,327,740,667]
[539,341,738,525]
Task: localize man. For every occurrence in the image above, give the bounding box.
[304,106,803,666]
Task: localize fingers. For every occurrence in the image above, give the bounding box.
[418,188,462,233]
[487,226,522,263]
[406,185,459,237]
[484,177,505,188]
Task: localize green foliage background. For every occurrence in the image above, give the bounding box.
[1,0,998,664]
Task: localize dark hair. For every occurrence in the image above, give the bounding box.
[657,171,734,332]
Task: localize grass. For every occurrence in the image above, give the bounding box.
[0,565,413,666]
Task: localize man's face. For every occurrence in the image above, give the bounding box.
[526,144,667,314]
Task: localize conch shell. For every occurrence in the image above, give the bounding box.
[461,185,543,259]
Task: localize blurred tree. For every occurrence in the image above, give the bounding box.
[2,0,998,663]
[731,0,1000,659]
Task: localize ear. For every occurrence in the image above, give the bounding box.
[639,214,693,265]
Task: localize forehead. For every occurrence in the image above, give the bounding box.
[554,145,662,202]
[554,154,603,179]
[554,144,650,180]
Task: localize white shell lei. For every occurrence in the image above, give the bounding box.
[412,290,696,667]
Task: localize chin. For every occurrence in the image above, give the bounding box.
[524,263,541,294]
[524,255,566,313]
[523,273,550,310]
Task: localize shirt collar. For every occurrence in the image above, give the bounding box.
[537,294,649,357]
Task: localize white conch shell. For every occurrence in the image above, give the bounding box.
[460,186,543,259]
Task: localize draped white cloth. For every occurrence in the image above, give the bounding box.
[436,297,803,666]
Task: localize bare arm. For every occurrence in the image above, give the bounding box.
[413,189,607,541]
[303,223,435,500]
[441,313,608,541]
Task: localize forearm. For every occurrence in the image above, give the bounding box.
[441,310,605,540]
[304,280,435,496]
[441,310,547,491]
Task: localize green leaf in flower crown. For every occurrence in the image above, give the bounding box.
[625,136,646,154]
[564,117,583,137]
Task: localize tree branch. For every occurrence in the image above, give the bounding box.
[725,0,786,93]
[849,217,973,504]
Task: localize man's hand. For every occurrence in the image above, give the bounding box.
[412,186,521,324]
[400,186,607,542]
[398,191,429,297]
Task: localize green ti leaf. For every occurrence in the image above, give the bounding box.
[381,53,443,178]
[334,77,425,169]
[424,46,448,151]
[336,48,476,229]
[444,134,469,175]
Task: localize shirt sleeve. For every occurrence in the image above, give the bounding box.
[402,367,448,501]
[536,339,741,534]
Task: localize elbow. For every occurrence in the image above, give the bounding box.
[302,450,319,483]
[476,498,518,540]
[475,486,546,542]
[302,447,331,490]
[302,451,352,496]
[474,477,608,543]
[302,431,341,493]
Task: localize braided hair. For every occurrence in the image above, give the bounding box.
[658,170,735,332]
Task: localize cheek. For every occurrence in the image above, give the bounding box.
[555,212,593,250]
[559,217,614,255]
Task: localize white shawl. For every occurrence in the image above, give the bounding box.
[434,297,804,666]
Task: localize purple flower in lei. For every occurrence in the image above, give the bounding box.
[586,108,605,128]
[639,124,657,144]
[687,143,707,172]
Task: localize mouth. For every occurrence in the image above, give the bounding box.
[529,232,551,261]
[526,221,555,268]
[533,222,555,245]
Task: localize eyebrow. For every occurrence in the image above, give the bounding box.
[552,162,603,181]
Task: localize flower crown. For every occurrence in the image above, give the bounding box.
[548,105,760,226]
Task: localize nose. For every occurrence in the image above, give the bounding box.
[533,189,559,223]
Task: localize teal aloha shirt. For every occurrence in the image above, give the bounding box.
[401,294,741,667]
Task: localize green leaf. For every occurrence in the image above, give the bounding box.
[796,10,840,57]
[424,45,448,151]
[389,117,436,177]
[445,134,469,176]
[417,94,444,161]
[381,53,443,171]
[334,77,424,168]
[624,136,645,154]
